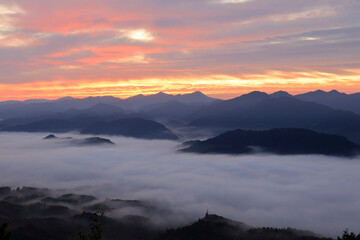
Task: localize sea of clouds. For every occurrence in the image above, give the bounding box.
[0,132,360,237]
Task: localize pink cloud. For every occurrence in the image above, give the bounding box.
[0,0,359,99]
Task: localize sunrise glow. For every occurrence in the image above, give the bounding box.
[0,0,359,100]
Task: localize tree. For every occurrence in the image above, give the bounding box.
[338,229,360,240]
[73,211,104,240]
[0,223,11,240]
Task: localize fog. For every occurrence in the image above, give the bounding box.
[1,132,360,237]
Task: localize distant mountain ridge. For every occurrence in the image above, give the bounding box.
[187,91,360,143]
[81,118,178,140]
[1,89,359,118]
[1,90,360,143]
[124,91,217,109]
[1,117,178,140]
[294,90,360,114]
[0,91,218,118]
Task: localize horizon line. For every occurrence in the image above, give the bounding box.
[1,89,357,102]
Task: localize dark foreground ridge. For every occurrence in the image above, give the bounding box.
[181,128,360,157]
[0,186,333,240]
[43,134,115,145]
[159,213,331,240]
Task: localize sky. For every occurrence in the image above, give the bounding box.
[0,0,359,100]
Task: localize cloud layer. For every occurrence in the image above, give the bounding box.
[0,0,359,100]
[0,132,360,237]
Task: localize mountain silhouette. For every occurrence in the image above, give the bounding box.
[138,100,205,121]
[2,119,83,133]
[159,213,330,240]
[123,91,218,109]
[185,91,270,121]
[188,93,360,143]
[1,117,178,140]
[294,90,360,114]
[1,90,360,143]
[0,91,217,119]
[181,128,360,157]
[43,134,57,139]
[81,118,179,140]
[270,90,292,98]
[1,102,149,129]
[43,134,115,145]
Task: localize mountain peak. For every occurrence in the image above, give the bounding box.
[313,90,326,94]
[270,91,292,98]
[191,91,205,96]
[295,90,326,98]
[175,91,216,103]
[296,89,347,98]
[155,92,168,96]
[181,91,208,97]
[247,91,268,95]
[56,96,75,101]
[126,94,145,100]
[240,91,268,99]
[328,89,346,95]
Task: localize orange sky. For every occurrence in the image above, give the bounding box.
[0,0,359,100]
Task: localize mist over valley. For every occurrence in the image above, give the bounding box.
[1,131,360,238]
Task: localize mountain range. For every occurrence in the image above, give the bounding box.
[0,91,217,119]
[2,117,178,140]
[187,91,360,143]
[295,90,360,114]
[1,90,360,144]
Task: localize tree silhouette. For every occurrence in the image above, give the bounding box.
[0,223,11,240]
[73,211,104,240]
[338,230,360,240]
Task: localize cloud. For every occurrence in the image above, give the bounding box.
[211,0,252,4]
[0,0,359,98]
[108,54,150,64]
[0,4,25,15]
[270,7,337,22]
[0,3,28,47]
[0,132,360,237]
